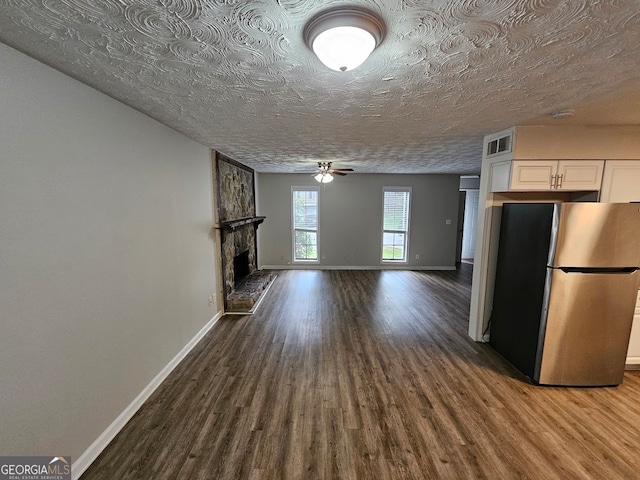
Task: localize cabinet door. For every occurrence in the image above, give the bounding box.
[489,160,512,192]
[600,160,640,202]
[509,160,557,190]
[556,160,604,190]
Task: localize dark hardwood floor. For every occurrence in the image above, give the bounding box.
[81,265,640,479]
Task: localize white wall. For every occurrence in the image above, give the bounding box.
[0,44,218,464]
[256,173,460,268]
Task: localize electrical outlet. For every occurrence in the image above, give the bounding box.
[445,219,452,225]
[415,254,420,259]
[208,295,214,307]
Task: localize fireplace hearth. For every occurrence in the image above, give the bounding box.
[227,269,275,313]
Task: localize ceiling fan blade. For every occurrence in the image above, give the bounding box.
[301,163,354,178]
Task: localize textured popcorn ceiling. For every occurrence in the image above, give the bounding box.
[2,0,640,174]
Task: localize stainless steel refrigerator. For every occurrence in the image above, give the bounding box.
[489,202,640,386]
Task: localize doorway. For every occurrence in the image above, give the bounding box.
[455,191,466,263]
[461,189,479,262]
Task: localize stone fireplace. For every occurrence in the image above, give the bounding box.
[213,152,274,312]
[220,221,257,296]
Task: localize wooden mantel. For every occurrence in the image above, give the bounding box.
[214,216,265,232]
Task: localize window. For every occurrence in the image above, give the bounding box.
[382,187,411,262]
[292,188,319,261]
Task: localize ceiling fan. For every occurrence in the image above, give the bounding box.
[312,162,354,183]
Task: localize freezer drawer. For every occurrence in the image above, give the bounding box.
[537,268,639,386]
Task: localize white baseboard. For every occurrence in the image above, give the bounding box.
[72,311,223,480]
[261,265,456,271]
[625,356,640,368]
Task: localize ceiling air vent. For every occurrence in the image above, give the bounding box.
[486,133,512,157]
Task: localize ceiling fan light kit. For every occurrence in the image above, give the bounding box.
[303,7,385,72]
[312,162,354,183]
[314,172,334,183]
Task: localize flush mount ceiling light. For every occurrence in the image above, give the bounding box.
[303,7,385,72]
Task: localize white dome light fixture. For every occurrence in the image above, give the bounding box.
[304,7,385,72]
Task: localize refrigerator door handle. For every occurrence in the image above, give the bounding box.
[558,267,638,274]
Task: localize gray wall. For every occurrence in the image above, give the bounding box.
[256,173,460,268]
[0,44,218,460]
[460,175,480,190]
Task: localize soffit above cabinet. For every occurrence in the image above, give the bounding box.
[511,126,640,160]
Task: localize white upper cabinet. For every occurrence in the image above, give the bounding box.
[600,160,640,202]
[556,161,605,190]
[509,160,558,190]
[490,160,604,192]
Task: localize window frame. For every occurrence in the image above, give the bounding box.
[291,186,320,263]
[381,186,411,263]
